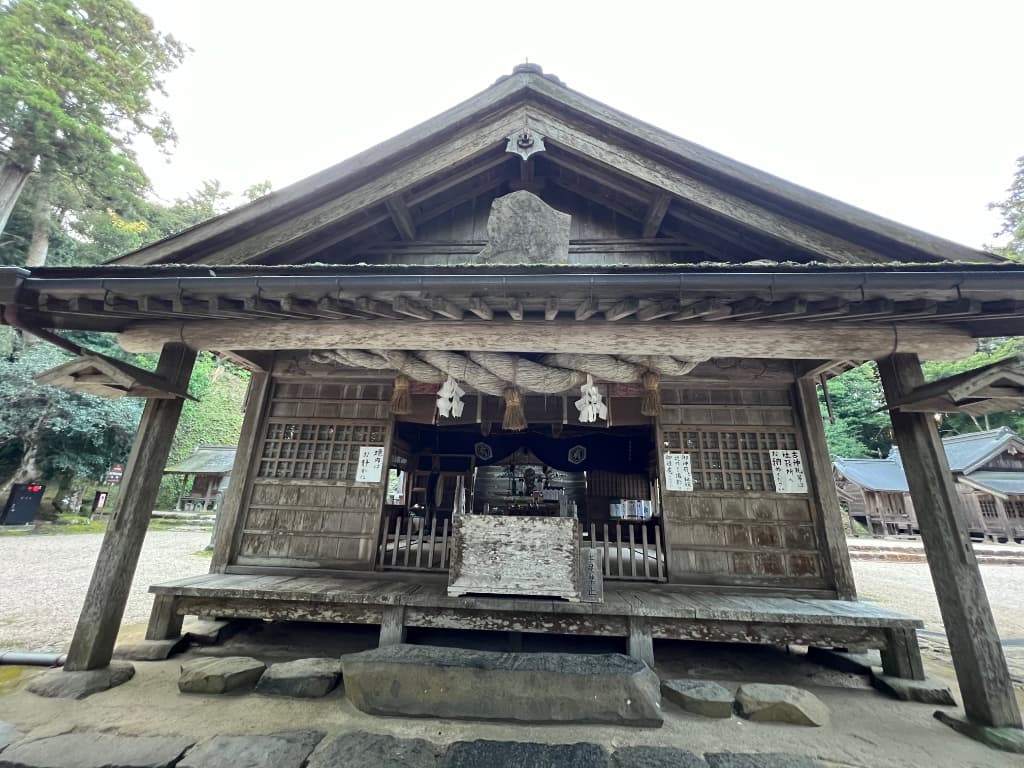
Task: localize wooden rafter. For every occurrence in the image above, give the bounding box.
[385,195,417,241]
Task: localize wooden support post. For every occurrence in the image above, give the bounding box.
[627,616,654,668]
[211,370,273,572]
[379,605,407,647]
[64,343,196,671]
[878,353,1022,728]
[880,627,925,681]
[145,594,183,641]
[794,378,857,599]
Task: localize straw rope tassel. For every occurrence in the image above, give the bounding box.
[640,369,662,417]
[502,387,527,431]
[389,374,412,415]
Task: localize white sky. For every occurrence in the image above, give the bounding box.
[132,0,1024,251]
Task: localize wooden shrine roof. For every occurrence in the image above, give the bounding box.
[100,64,998,269]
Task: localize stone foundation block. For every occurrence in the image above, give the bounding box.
[441,740,607,768]
[661,680,734,718]
[26,661,135,700]
[870,674,956,705]
[114,638,187,662]
[612,745,708,767]
[178,656,265,694]
[178,732,325,768]
[307,731,440,768]
[0,732,193,768]
[735,684,829,727]
[255,658,341,698]
[341,645,663,727]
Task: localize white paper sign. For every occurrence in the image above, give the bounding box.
[355,446,385,483]
[663,453,693,491]
[770,449,808,493]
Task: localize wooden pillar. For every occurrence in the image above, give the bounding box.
[210,370,272,573]
[379,605,407,646]
[794,378,857,599]
[627,616,655,668]
[877,353,1021,728]
[64,343,196,671]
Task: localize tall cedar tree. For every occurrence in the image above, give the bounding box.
[0,0,185,264]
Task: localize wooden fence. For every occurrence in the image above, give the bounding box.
[376,511,668,582]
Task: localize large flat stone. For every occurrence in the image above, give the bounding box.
[26,661,135,700]
[341,645,662,727]
[705,754,821,768]
[441,740,607,768]
[178,656,265,694]
[0,732,193,768]
[307,731,440,768]
[255,658,340,698]
[114,638,188,662]
[735,684,829,727]
[805,647,880,675]
[183,619,237,645]
[934,711,1024,754]
[177,732,324,768]
[612,745,708,767]
[661,680,734,719]
[870,674,956,705]
[475,191,571,265]
[0,722,23,753]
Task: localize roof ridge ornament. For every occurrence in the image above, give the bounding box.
[505,129,546,161]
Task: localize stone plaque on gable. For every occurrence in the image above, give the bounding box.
[475,190,571,264]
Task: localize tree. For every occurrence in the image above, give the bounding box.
[0,342,144,501]
[989,155,1024,263]
[0,0,186,264]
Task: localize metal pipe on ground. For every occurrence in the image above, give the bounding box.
[0,651,66,667]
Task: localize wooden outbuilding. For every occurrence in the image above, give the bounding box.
[1,64,1021,730]
[835,427,1024,541]
[163,445,236,513]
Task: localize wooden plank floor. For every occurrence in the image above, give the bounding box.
[152,572,921,629]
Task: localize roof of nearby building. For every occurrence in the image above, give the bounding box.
[164,445,237,475]
[959,471,1024,498]
[889,426,1022,473]
[833,458,910,493]
[835,427,1024,492]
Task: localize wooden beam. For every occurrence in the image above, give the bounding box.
[211,370,272,572]
[635,300,679,322]
[544,297,559,321]
[793,378,857,600]
[118,318,978,361]
[211,350,273,372]
[574,297,599,321]
[507,299,524,321]
[392,296,434,321]
[641,192,672,238]
[64,343,197,671]
[356,297,403,319]
[467,297,493,321]
[429,297,465,320]
[384,195,417,241]
[603,298,640,322]
[670,299,730,322]
[877,353,1022,728]
[737,298,807,322]
[316,297,373,319]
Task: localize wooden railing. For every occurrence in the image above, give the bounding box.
[583,521,667,582]
[377,510,451,572]
[376,511,668,581]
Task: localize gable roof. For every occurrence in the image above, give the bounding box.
[164,445,237,475]
[110,64,1001,269]
[889,426,1024,473]
[837,427,1024,491]
[959,472,1024,498]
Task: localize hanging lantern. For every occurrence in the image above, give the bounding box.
[389,374,412,415]
[640,369,662,417]
[575,374,607,424]
[436,375,466,419]
[502,387,527,431]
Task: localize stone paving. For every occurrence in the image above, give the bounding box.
[0,728,830,768]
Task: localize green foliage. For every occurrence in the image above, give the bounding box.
[155,353,249,508]
[0,0,187,220]
[820,363,892,458]
[989,156,1024,262]
[0,341,143,487]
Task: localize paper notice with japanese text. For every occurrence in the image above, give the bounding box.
[355,446,385,483]
[664,453,693,491]
[770,449,807,493]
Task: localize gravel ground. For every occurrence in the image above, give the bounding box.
[0,530,211,652]
[1,530,1022,676]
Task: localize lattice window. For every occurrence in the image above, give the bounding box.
[1007,499,1024,519]
[257,420,386,481]
[978,495,999,519]
[662,428,799,492]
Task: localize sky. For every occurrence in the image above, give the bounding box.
[131,0,1024,251]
